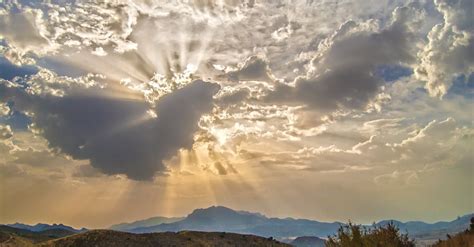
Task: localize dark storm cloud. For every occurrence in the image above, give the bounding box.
[0,80,220,180]
[265,6,419,112]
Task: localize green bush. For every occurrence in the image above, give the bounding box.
[326,222,415,247]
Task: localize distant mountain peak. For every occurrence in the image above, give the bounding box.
[190,205,235,213]
[129,205,342,237]
[188,205,266,219]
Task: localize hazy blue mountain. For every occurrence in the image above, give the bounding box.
[375,213,474,240]
[0,225,79,243]
[5,222,86,233]
[129,206,342,238]
[123,206,472,242]
[109,216,184,231]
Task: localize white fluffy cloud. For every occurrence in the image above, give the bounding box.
[0,102,9,116]
[0,124,12,140]
[416,0,474,97]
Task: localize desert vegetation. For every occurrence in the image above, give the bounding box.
[326,222,415,247]
[431,217,474,247]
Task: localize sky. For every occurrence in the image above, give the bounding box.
[0,0,472,229]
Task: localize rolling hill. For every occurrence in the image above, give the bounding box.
[290,236,326,247]
[36,229,291,247]
[0,225,78,245]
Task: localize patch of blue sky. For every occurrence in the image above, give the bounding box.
[0,56,34,130]
[445,73,474,99]
[0,56,38,81]
[0,106,31,131]
[374,64,413,82]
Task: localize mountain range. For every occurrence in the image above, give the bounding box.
[5,223,86,233]
[111,206,473,243]
[375,213,473,239]
[125,206,341,238]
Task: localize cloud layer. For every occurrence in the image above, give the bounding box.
[265,5,421,112]
[0,0,472,227]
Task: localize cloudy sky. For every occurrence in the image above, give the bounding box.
[0,0,472,228]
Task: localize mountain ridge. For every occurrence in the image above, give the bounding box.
[114,206,472,242]
[109,216,184,232]
[5,222,86,233]
[128,206,345,237]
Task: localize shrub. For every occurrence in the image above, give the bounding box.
[432,217,474,247]
[326,221,415,247]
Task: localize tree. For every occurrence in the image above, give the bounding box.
[470,217,474,233]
